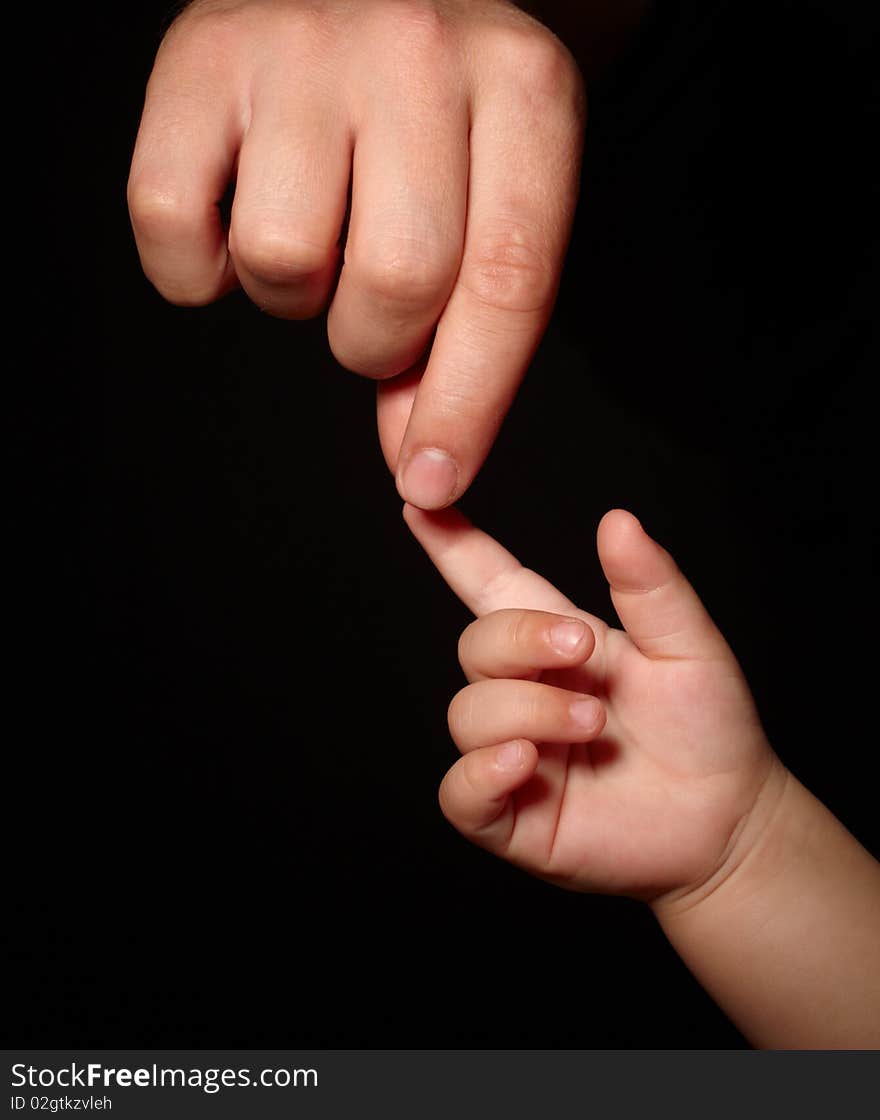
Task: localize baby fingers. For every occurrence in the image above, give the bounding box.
[448,678,606,753]
[458,608,596,682]
[438,740,539,853]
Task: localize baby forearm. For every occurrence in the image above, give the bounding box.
[653,768,880,1049]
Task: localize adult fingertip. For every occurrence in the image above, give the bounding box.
[397,447,460,509]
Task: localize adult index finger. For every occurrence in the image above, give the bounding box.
[394,31,585,509]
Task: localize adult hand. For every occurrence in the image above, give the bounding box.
[127,0,586,507]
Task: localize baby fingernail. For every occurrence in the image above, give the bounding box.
[495,742,525,771]
[570,697,602,729]
[550,618,586,654]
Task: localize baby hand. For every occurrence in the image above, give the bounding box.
[404,504,784,904]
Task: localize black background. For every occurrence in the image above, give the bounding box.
[13,0,877,1047]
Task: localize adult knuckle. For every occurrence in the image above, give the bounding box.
[159,1,247,71]
[127,180,193,243]
[462,225,555,313]
[350,238,453,309]
[373,1,447,56]
[161,2,335,91]
[126,183,222,304]
[230,219,333,285]
[497,25,578,94]
[486,23,586,130]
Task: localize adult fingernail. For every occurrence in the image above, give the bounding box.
[398,448,459,509]
[549,618,586,655]
[570,697,602,730]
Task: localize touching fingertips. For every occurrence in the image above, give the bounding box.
[549,617,587,655]
[398,448,459,509]
[569,697,603,731]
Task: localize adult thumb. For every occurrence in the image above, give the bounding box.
[596,510,730,661]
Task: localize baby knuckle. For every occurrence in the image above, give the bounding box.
[506,609,534,654]
[457,622,479,671]
[447,686,477,741]
[516,689,543,730]
[437,769,461,824]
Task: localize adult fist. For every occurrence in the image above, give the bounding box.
[127,0,586,507]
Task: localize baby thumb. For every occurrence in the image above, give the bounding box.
[596,510,729,661]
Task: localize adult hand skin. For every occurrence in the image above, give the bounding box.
[127,0,588,508]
